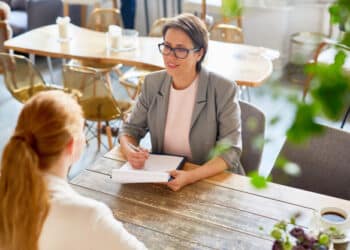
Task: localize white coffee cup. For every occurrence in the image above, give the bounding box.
[317,207,350,234]
[56,16,71,41]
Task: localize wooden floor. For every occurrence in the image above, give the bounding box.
[0,57,348,180]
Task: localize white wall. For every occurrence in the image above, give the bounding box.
[183,0,333,68]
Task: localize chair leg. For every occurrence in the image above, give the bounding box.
[105,122,114,149]
[246,87,251,102]
[341,106,350,129]
[97,121,101,151]
[46,57,55,84]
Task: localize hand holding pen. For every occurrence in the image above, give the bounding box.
[126,142,149,169]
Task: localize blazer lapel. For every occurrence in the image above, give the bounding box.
[154,73,172,151]
[190,68,209,130]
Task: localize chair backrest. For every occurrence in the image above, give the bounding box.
[0,2,10,21]
[0,52,46,102]
[62,64,122,121]
[0,2,12,54]
[148,18,170,37]
[87,8,123,32]
[270,125,350,200]
[239,101,266,173]
[210,23,244,44]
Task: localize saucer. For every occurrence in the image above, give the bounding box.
[332,228,350,244]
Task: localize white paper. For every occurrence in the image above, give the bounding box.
[112,154,184,183]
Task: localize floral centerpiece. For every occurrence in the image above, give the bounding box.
[270,220,332,250]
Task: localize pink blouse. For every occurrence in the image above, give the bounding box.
[163,77,198,160]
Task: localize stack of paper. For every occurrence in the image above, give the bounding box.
[112,154,185,183]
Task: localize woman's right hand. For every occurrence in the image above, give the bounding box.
[126,145,149,169]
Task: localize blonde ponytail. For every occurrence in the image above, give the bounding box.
[0,136,49,250]
[0,90,83,250]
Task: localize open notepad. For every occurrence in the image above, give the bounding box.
[112,154,185,183]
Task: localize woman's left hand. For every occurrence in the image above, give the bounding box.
[166,170,194,191]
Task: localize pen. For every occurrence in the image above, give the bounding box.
[127,142,141,152]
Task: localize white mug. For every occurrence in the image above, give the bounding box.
[317,207,350,233]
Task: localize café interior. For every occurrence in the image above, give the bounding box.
[0,0,349,249]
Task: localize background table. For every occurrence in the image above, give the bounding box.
[70,150,350,249]
[4,24,279,87]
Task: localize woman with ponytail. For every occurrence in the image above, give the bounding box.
[0,91,146,250]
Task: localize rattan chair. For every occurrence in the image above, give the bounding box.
[0,2,11,52]
[0,52,62,103]
[270,125,350,200]
[0,2,12,73]
[87,8,123,32]
[62,64,132,150]
[210,23,248,101]
[148,17,170,37]
[210,23,244,44]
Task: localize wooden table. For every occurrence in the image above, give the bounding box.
[70,150,350,249]
[4,24,279,87]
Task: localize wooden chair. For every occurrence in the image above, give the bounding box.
[0,21,12,52]
[87,8,123,32]
[148,17,170,37]
[270,124,350,200]
[210,23,244,44]
[0,52,62,103]
[240,101,266,173]
[210,23,248,101]
[0,2,12,74]
[62,64,133,150]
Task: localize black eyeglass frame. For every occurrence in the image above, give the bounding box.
[158,42,201,59]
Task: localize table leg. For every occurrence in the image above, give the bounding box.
[63,3,69,17]
[46,57,55,84]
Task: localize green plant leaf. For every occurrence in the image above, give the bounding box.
[318,233,330,245]
[341,31,350,47]
[274,221,287,231]
[271,229,282,240]
[269,116,281,126]
[275,156,288,169]
[249,171,270,189]
[287,103,324,143]
[221,0,243,17]
[207,140,232,160]
[290,217,296,225]
[329,4,340,24]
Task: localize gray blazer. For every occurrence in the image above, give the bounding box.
[119,67,244,174]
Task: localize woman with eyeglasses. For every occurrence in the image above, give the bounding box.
[119,13,243,191]
[0,91,146,250]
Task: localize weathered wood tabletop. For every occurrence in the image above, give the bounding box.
[70,148,350,250]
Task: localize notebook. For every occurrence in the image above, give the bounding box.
[111,154,185,183]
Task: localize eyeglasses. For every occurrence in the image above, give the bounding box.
[158,43,200,59]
